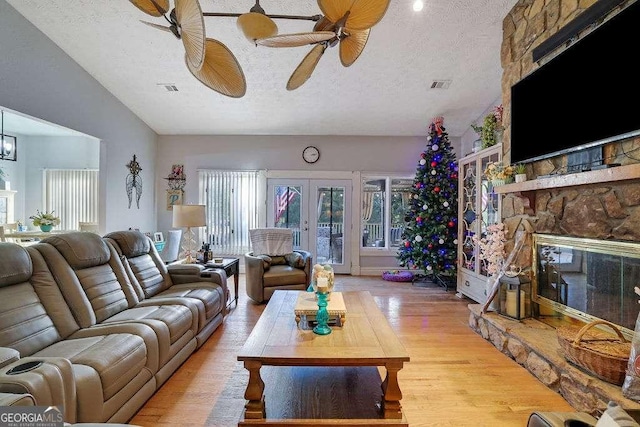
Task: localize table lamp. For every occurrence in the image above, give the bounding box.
[172,204,206,263]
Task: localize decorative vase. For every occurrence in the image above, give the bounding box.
[491,179,506,187]
[39,225,53,232]
[312,291,331,335]
[515,173,527,183]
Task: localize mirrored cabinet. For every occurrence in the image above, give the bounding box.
[457,144,501,303]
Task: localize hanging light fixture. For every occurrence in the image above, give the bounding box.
[0,110,17,162]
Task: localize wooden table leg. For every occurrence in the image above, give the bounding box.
[381,361,404,419]
[243,360,265,419]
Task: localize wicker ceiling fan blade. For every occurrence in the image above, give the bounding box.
[129,0,170,17]
[344,0,390,31]
[339,28,370,67]
[317,0,352,26]
[313,16,335,32]
[140,20,172,33]
[187,38,247,98]
[175,0,206,71]
[256,31,335,48]
[287,44,326,91]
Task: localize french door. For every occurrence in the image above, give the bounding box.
[266,179,351,274]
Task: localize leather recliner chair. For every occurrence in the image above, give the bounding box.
[244,250,312,303]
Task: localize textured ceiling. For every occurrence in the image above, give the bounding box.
[6,0,517,137]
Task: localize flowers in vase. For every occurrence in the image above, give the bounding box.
[473,222,507,276]
[29,210,61,227]
[484,161,514,182]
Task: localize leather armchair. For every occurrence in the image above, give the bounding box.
[244,250,312,303]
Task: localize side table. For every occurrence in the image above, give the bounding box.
[203,257,239,309]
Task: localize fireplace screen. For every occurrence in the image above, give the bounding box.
[533,234,640,333]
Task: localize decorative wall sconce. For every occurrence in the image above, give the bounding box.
[1,111,17,162]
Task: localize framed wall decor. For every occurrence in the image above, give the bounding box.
[153,232,164,243]
[167,189,183,210]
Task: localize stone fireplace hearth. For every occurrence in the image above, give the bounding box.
[468,305,640,416]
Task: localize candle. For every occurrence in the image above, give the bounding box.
[317,277,329,293]
[506,289,525,318]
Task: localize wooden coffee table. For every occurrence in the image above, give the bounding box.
[237,290,410,425]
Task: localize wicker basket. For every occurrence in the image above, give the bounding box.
[556,319,631,385]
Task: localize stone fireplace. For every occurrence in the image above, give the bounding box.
[497,0,640,333]
[465,0,640,414]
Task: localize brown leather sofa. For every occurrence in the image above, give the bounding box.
[244,250,312,303]
[0,232,227,424]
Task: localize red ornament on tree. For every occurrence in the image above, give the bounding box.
[421,153,426,158]
[428,244,433,249]
[404,241,410,248]
[448,221,455,228]
[434,186,440,193]
[431,161,437,167]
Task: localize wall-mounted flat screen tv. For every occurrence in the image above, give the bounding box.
[510,0,640,165]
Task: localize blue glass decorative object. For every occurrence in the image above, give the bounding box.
[312,291,331,335]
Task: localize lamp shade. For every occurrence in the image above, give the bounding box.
[172,204,206,228]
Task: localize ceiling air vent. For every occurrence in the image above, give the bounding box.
[157,83,179,92]
[430,80,452,89]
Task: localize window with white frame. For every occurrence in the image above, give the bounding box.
[361,176,413,249]
[199,170,261,255]
[43,169,99,231]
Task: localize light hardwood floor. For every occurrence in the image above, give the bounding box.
[130,275,574,427]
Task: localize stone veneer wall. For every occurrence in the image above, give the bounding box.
[498,0,640,269]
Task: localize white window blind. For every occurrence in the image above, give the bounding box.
[199,170,260,255]
[43,169,99,231]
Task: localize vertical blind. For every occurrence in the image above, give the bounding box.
[199,170,260,255]
[44,169,99,230]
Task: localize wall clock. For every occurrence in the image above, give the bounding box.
[302,146,320,164]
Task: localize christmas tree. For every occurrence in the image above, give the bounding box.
[397,117,458,284]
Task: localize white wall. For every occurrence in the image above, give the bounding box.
[0,1,157,233]
[157,134,462,273]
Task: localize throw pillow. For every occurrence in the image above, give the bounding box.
[596,401,640,427]
[285,252,305,268]
[270,256,287,265]
[256,254,271,271]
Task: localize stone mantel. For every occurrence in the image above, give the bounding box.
[494,163,640,195]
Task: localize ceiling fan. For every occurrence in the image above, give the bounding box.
[129,0,390,96]
[255,0,390,90]
[130,0,247,98]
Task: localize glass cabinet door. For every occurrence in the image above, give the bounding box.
[479,151,500,276]
[458,147,501,277]
[461,161,477,273]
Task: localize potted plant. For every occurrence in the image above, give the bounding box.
[29,210,61,232]
[471,105,504,149]
[514,163,527,183]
